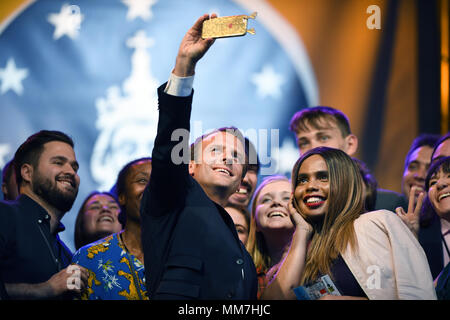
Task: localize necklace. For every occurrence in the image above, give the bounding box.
[120,232,144,300]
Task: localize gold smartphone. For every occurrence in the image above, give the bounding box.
[202,12,257,39]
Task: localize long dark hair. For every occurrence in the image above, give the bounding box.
[421,156,450,226]
[291,147,364,284]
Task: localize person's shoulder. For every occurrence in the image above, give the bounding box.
[73,233,118,262]
[375,188,408,211]
[0,195,41,215]
[355,209,398,227]
[356,209,408,236]
[0,198,18,211]
[0,199,19,223]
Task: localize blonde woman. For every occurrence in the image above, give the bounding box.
[246,175,295,298]
[262,147,436,300]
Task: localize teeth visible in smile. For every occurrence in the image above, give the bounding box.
[439,192,450,201]
[306,197,323,204]
[236,187,248,194]
[268,211,284,217]
[58,180,72,187]
[214,168,230,176]
[98,216,113,222]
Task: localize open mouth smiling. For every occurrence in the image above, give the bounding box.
[267,210,287,218]
[438,192,450,202]
[236,182,251,195]
[56,176,76,189]
[303,195,326,209]
[97,215,114,223]
[213,166,233,176]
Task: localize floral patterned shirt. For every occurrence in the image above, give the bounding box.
[72,232,148,300]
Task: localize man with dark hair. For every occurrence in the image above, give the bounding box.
[289,106,407,212]
[431,132,450,163]
[141,14,257,299]
[227,137,260,209]
[0,130,88,299]
[402,133,440,206]
[1,159,19,201]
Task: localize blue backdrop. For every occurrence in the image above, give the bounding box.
[0,0,317,251]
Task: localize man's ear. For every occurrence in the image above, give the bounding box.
[20,164,33,184]
[188,161,195,176]
[118,193,126,206]
[345,134,358,156]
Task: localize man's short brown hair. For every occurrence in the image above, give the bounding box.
[289,106,352,138]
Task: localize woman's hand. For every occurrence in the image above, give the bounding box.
[395,186,425,239]
[288,194,313,237]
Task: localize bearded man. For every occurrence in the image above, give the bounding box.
[0,130,88,299]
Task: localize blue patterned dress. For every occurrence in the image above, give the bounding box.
[72,232,148,300]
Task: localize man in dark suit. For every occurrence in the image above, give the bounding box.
[140,14,257,300]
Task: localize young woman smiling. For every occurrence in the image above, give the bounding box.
[424,156,450,299]
[261,147,436,300]
[246,175,295,299]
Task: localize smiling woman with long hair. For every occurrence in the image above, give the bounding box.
[262,147,436,300]
[424,156,450,299]
[245,175,295,298]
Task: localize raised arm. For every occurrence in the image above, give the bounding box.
[172,13,216,77]
[142,14,216,216]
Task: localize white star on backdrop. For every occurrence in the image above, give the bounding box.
[122,0,158,21]
[272,138,299,175]
[251,64,285,99]
[0,58,28,95]
[0,144,11,168]
[47,4,84,40]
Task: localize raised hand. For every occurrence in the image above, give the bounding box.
[395,186,425,238]
[173,13,217,77]
[288,194,313,237]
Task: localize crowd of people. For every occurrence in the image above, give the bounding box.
[0,14,449,300]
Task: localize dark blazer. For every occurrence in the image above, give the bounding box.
[141,84,257,300]
[374,189,408,212]
[419,214,444,279]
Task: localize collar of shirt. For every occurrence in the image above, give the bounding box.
[441,218,450,237]
[17,194,66,234]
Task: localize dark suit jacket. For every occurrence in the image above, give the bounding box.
[374,189,408,212]
[419,214,444,279]
[141,84,257,300]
